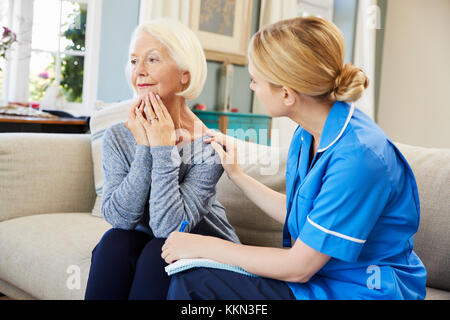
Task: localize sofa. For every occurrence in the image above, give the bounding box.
[0,132,449,300]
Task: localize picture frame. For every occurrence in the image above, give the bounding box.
[189,0,253,65]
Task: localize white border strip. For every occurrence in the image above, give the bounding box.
[307,215,366,244]
[317,103,355,153]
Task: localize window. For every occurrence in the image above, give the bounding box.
[297,0,334,21]
[3,0,101,115]
[30,0,87,103]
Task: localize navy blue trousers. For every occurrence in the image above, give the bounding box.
[167,268,296,300]
[85,228,170,300]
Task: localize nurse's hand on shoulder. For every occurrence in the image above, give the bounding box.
[205,130,244,180]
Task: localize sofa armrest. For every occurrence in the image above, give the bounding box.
[0,133,96,222]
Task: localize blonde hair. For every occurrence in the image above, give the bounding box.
[248,17,369,102]
[126,18,207,100]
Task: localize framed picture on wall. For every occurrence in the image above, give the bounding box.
[189,0,253,65]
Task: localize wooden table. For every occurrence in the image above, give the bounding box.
[0,114,89,134]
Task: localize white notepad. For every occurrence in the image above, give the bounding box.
[165,258,257,278]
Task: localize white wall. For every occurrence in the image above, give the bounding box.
[378,0,450,149]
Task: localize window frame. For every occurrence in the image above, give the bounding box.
[3,0,102,116]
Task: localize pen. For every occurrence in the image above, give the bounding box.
[179,220,188,232]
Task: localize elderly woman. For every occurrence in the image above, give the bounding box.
[84,18,240,300]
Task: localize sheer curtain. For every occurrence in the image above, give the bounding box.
[353,0,377,120]
[139,0,190,25]
[253,0,298,148]
[5,0,33,102]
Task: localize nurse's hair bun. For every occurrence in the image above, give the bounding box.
[333,63,369,102]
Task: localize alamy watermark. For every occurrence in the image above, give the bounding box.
[365,4,382,30]
[66,265,81,290]
[366,265,381,290]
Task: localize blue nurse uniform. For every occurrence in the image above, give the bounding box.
[284,101,427,299]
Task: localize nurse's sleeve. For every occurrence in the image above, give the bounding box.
[299,147,392,263]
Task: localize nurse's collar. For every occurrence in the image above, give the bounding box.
[317,102,355,153]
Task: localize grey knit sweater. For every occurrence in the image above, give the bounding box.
[100,122,240,243]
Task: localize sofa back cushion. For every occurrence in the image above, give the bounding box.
[0,133,96,222]
[217,139,289,248]
[395,143,450,291]
[89,100,134,217]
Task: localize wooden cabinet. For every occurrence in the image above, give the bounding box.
[193,110,272,146]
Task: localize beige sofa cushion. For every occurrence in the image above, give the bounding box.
[425,287,450,300]
[89,100,134,217]
[0,279,36,300]
[395,143,450,291]
[0,133,96,222]
[0,213,110,300]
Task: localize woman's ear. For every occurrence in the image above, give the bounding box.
[282,87,296,107]
[181,70,190,85]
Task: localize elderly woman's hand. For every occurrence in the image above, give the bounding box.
[135,92,177,147]
[124,99,150,146]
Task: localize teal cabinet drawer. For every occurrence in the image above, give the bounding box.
[228,116,268,126]
[226,123,271,145]
[193,110,272,146]
[200,119,219,130]
[194,113,219,122]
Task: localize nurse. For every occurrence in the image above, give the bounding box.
[161,17,427,300]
